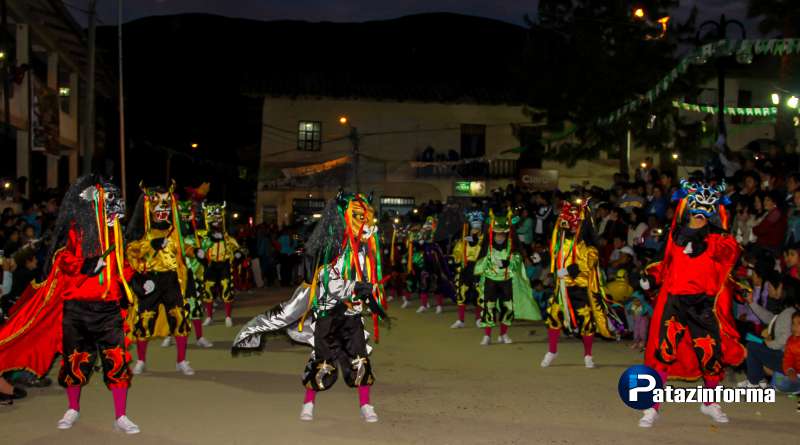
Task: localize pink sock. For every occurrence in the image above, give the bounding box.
[112,387,127,419]
[703,377,720,406]
[484,327,492,336]
[474,306,482,320]
[582,334,594,356]
[192,319,204,340]
[547,328,560,353]
[224,302,232,318]
[420,292,429,307]
[304,388,316,404]
[66,385,81,411]
[500,324,509,336]
[653,370,668,411]
[176,336,188,363]
[136,340,148,362]
[358,385,371,406]
[205,302,213,318]
[457,305,466,322]
[435,294,443,306]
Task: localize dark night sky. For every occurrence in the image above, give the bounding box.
[69,0,761,36]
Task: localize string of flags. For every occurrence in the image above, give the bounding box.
[671,100,778,117]
[596,38,800,126]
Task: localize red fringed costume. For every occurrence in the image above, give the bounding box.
[643,180,745,381]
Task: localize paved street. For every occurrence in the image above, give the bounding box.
[3,287,798,445]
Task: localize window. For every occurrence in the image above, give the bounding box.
[297,121,322,151]
[460,124,486,158]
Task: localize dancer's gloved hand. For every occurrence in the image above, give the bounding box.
[234,251,242,260]
[639,277,651,291]
[212,232,224,240]
[567,264,580,279]
[196,249,205,260]
[150,237,167,251]
[531,253,542,264]
[683,242,693,255]
[80,256,105,276]
[464,235,474,243]
[143,280,155,295]
[557,268,569,278]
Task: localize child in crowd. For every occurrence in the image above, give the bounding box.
[771,312,800,412]
[625,291,652,350]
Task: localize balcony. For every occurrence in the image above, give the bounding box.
[412,158,517,179]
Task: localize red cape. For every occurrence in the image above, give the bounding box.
[0,269,64,377]
[643,232,746,381]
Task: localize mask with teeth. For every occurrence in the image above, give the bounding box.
[682,180,725,219]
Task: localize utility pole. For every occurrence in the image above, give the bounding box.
[1,0,9,159]
[83,0,97,175]
[349,126,360,191]
[118,0,127,199]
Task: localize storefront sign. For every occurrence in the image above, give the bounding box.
[518,169,559,190]
[454,180,487,197]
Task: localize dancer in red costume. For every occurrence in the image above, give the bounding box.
[638,179,745,427]
[0,175,140,433]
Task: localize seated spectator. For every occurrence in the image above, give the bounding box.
[752,191,787,254]
[770,312,800,403]
[1,248,37,315]
[738,276,800,388]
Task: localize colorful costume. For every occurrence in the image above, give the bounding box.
[543,200,616,369]
[125,182,194,376]
[232,192,387,422]
[0,175,139,433]
[475,210,541,345]
[413,216,455,314]
[176,199,213,347]
[638,180,744,427]
[450,210,485,328]
[199,202,240,327]
[384,221,410,303]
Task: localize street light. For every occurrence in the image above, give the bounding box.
[633,7,645,19]
[190,143,199,149]
[772,93,781,105]
[788,96,799,109]
[339,116,348,125]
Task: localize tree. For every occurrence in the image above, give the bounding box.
[523,1,702,167]
[748,0,800,146]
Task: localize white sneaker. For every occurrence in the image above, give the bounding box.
[300,402,314,421]
[435,305,443,315]
[638,408,659,428]
[113,415,140,434]
[700,403,729,423]
[480,335,491,346]
[160,336,173,348]
[386,295,394,302]
[360,404,379,423]
[450,320,465,329]
[401,298,409,309]
[132,360,146,375]
[541,352,557,368]
[57,409,80,430]
[176,360,195,376]
[225,317,233,328]
[736,380,759,388]
[416,305,428,313]
[584,355,595,369]
[202,317,213,326]
[475,319,482,328]
[196,337,214,348]
[498,334,513,344]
